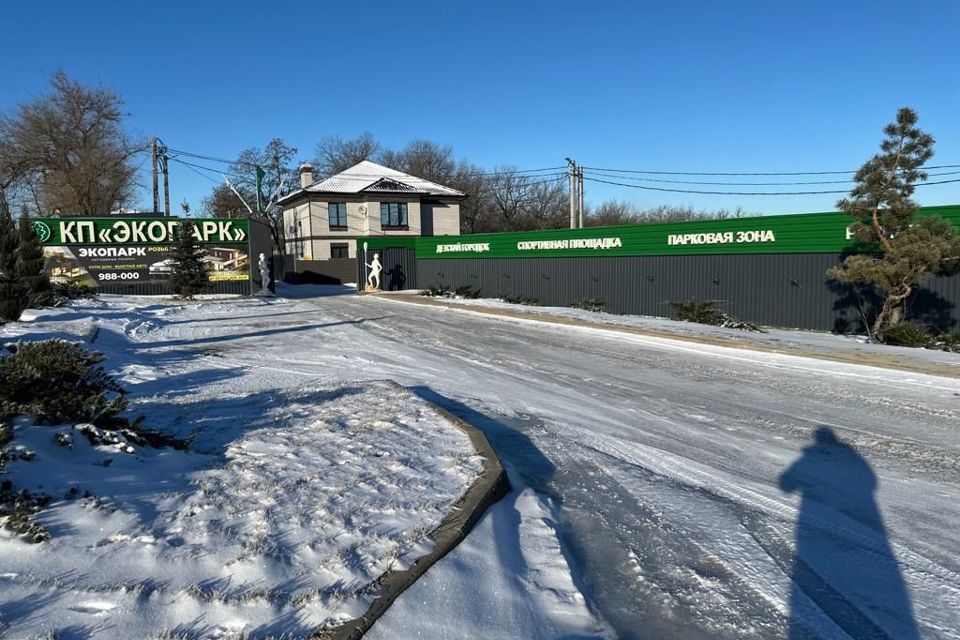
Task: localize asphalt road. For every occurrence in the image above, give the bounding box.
[168,292,960,639]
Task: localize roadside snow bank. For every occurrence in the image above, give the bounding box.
[366,483,615,640]
[0,382,482,639]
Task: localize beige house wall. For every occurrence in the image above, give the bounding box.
[282,192,461,264]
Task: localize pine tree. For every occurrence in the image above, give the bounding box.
[828,108,960,339]
[0,198,24,322]
[15,213,52,309]
[169,219,208,299]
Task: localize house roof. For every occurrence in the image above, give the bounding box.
[279,161,465,203]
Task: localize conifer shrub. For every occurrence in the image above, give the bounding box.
[940,331,960,353]
[0,341,127,426]
[669,299,765,332]
[0,199,22,323]
[454,285,480,298]
[879,323,935,348]
[501,294,540,306]
[53,282,98,300]
[569,298,606,312]
[670,299,724,325]
[16,214,52,308]
[170,219,208,299]
[419,285,452,297]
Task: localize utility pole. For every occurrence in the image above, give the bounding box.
[162,147,171,216]
[577,167,585,228]
[151,136,159,214]
[566,157,577,229]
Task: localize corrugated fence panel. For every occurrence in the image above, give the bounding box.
[412,253,960,332]
[360,248,418,290]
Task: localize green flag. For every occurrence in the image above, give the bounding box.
[255,166,267,212]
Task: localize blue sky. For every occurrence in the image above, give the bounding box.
[3,0,959,216]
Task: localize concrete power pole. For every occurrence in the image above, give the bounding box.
[578,167,585,228]
[161,144,171,216]
[566,157,577,229]
[151,137,159,214]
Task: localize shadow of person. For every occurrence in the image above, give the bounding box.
[778,427,919,639]
[385,264,406,291]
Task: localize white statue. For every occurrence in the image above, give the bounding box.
[365,253,382,291]
[256,252,274,296]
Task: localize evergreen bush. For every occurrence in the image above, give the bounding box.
[16,213,53,308]
[669,299,765,332]
[670,299,724,325]
[419,285,452,297]
[0,199,23,323]
[53,282,98,300]
[0,341,127,426]
[454,285,481,299]
[569,298,606,312]
[878,324,935,348]
[501,294,540,306]
[170,219,208,299]
[940,331,960,353]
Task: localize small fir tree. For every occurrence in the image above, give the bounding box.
[0,198,23,323]
[169,219,208,299]
[15,213,52,308]
[828,108,960,338]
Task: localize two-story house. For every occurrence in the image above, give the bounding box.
[278,160,464,283]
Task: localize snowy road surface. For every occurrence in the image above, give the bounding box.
[9,288,960,639]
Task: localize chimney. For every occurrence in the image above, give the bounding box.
[299,163,314,189]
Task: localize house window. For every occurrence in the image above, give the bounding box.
[330,243,349,259]
[380,202,408,228]
[329,202,347,228]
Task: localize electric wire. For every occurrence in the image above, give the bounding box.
[171,156,568,190]
[169,157,225,184]
[584,169,960,187]
[165,146,566,178]
[582,175,960,196]
[582,163,960,176]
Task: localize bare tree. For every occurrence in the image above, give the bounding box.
[453,169,489,234]
[313,132,380,178]
[202,183,255,219]
[484,168,568,231]
[226,138,298,253]
[585,200,637,226]
[584,201,755,226]
[519,177,568,230]
[0,71,141,216]
[380,140,457,184]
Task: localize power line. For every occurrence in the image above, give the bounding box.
[172,156,566,193]
[582,175,960,196]
[582,163,960,177]
[168,157,226,184]
[584,168,960,187]
[165,145,566,178]
[171,155,568,189]
[170,157,241,179]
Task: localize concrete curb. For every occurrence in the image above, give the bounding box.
[380,293,960,379]
[312,395,511,640]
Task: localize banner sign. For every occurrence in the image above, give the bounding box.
[32,217,248,246]
[357,205,960,260]
[36,217,251,288]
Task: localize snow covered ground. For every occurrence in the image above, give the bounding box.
[3,286,959,639]
[0,311,493,638]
